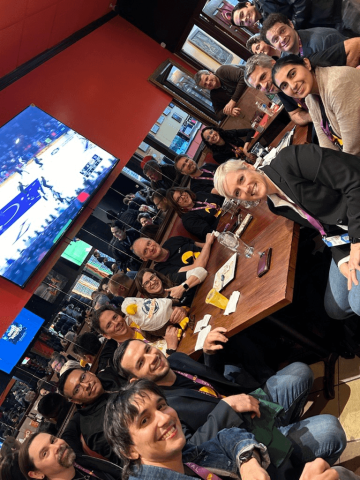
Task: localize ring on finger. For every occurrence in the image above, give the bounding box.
[350,268,355,271]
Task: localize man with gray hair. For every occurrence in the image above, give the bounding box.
[244,53,311,126]
[194,65,246,120]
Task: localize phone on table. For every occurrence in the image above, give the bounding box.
[257,248,272,277]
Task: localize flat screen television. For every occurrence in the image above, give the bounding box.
[61,239,92,266]
[0,105,119,287]
[0,308,44,374]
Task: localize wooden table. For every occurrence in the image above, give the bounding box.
[178,203,300,357]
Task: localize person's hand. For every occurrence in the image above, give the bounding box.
[300,459,339,480]
[164,325,179,350]
[240,457,270,480]
[222,394,261,418]
[165,285,186,300]
[348,243,360,290]
[231,107,242,117]
[169,307,188,324]
[203,326,228,355]
[339,261,349,279]
[223,99,237,115]
[205,232,215,245]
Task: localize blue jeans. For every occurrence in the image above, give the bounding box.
[263,362,346,466]
[324,259,360,319]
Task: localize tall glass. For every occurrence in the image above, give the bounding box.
[205,289,229,309]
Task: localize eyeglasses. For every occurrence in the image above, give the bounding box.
[204,129,214,142]
[175,192,187,205]
[142,273,157,289]
[72,371,93,398]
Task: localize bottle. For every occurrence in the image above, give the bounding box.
[255,101,274,117]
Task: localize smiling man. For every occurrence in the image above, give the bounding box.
[113,338,346,466]
[131,233,214,283]
[194,65,247,120]
[58,363,125,464]
[18,432,121,480]
[174,154,218,194]
[261,13,346,57]
[246,33,280,57]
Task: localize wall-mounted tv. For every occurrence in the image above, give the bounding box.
[61,239,92,266]
[0,308,44,374]
[0,105,119,287]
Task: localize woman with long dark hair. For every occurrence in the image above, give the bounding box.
[201,126,256,164]
[166,187,224,242]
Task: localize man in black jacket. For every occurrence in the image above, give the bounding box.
[231,0,342,31]
[174,154,218,194]
[194,65,246,120]
[59,365,125,464]
[114,335,346,467]
[142,159,181,191]
[109,222,141,273]
[19,431,121,480]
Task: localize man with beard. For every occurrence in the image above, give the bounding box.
[58,366,125,464]
[18,432,121,480]
[174,154,218,194]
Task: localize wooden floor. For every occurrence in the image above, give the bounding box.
[304,357,360,474]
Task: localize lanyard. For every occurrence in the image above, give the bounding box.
[196,169,214,180]
[131,327,149,343]
[316,95,343,150]
[276,194,327,236]
[185,462,223,480]
[298,36,303,57]
[191,201,221,212]
[174,370,224,398]
[74,463,101,480]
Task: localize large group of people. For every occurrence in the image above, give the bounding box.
[3,2,360,479]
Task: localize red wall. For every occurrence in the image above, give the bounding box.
[0,16,193,335]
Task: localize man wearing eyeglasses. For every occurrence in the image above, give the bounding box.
[194,65,246,120]
[58,365,125,464]
[174,154,218,194]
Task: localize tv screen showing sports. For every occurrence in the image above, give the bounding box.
[0,308,44,374]
[0,105,119,287]
[61,239,92,266]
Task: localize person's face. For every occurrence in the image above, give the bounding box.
[111,226,126,241]
[176,157,197,175]
[248,64,278,94]
[203,128,222,145]
[146,169,161,182]
[223,165,269,202]
[40,389,49,396]
[153,196,168,212]
[251,40,274,56]
[172,190,194,209]
[127,391,185,466]
[265,21,297,53]
[99,310,130,340]
[135,238,162,261]
[274,60,314,98]
[199,72,220,90]
[233,3,259,27]
[51,360,64,373]
[141,272,163,295]
[140,217,152,227]
[120,341,170,383]
[63,370,104,404]
[27,434,76,479]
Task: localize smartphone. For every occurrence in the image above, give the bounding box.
[257,248,272,277]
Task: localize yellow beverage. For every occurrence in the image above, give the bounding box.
[205,289,229,310]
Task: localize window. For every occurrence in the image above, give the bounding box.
[139,141,150,152]
[157,115,165,124]
[150,124,160,134]
[172,113,183,123]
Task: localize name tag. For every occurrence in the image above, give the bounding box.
[322,234,350,247]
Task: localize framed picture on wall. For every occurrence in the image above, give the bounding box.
[172,113,183,123]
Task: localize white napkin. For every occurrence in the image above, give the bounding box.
[194,314,211,333]
[223,291,240,315]
[195,325,212,351]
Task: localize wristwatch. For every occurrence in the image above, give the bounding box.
[181,283,190,291]
[238,449,258,467]
[350,237,360,244]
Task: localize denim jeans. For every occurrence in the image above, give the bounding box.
[263,362,346,466]
[334,466,360,480]
[324,259,360,319]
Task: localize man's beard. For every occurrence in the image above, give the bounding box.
[153,363,170,383]
[57,444,76,468]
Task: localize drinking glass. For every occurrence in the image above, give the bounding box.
[205,289,229,309]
